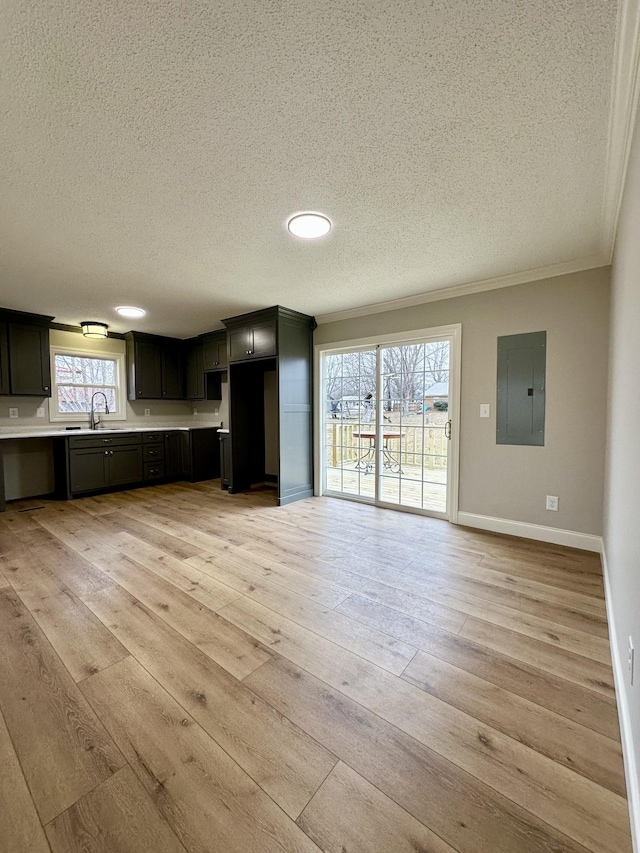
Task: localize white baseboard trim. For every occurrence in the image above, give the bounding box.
[601,542,640,853]
[456,512,602,552]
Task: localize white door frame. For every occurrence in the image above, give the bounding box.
[314,323,462,523]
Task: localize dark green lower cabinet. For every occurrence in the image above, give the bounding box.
[109,446,143,486]
[219,433,231,490]
[164,432,184,479]
[69,445,142,493]
[61,429,217,499]
[69,448,110,493]
[182,428,220,482]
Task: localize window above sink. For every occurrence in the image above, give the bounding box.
[49,345,127,423]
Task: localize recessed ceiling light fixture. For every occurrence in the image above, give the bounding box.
[287,212,332,239]
[81,321,108,339]
[116,306,146,318]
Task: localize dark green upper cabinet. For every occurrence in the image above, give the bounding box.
[126,332,183,400]
[184,334,225,400]
[131,337,162,399]
[202,331,227,371]
[161,340,184,399]
[0,310,53,397]
[184,339,205,400]
[226,314,277,362]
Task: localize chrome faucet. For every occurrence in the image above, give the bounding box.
[89,391,110,429]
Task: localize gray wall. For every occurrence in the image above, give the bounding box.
[316,266,610,535]
[604,103,640,805]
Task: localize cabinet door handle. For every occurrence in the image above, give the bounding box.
[104,450,109,456]
[110,450,114,456]
[43,386,49,391]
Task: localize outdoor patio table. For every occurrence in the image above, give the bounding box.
[352,431,406,474]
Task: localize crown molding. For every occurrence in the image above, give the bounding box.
[601,0,640,261]
[315,254,608,325]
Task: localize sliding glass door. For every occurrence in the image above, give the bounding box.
[324,348,378,501]
[321,329,458,520]
[377,340,450,514]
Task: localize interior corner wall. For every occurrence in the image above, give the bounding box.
[315,266,610,536]
[604,98,640,845]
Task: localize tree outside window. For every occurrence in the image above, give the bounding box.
[50,348,126,420]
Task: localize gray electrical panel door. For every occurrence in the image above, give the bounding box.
[496,331,546,446]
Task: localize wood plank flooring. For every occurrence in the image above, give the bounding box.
[0,482,632,853]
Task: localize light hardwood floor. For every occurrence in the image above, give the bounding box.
[0,481,632,853]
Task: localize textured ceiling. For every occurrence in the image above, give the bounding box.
[0,1,618,336]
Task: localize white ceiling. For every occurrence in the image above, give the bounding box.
[0,1,622,336]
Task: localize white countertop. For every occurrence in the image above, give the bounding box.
[0,423,222,441]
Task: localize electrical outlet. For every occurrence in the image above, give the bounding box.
[480,404,490,418]
[144,408,150,417]
[193,407,198,416]
[36,407,45,418]
[629,637,635,686]
[214,407,219,416]
[9,407,18,419]
[546,495,559,511]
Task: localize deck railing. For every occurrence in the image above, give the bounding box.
[325,421,448,470]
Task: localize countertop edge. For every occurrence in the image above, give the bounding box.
[0,423,223,441]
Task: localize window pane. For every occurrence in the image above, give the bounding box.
[57,386,117,413]
[55,354,116,385]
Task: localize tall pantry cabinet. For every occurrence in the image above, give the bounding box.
[223,305,315,506]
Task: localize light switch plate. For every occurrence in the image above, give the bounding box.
[480,404,490,418]
[9,407,18,419]
[36,407,45,418]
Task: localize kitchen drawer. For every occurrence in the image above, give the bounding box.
[144,461,165,481]
[143,432,165,443]
[68,433,142,449]
[143,444,164,462]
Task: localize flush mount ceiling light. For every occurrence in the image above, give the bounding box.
[287,212,332,239]
[116,306,146,318]
[81,321,108,339]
